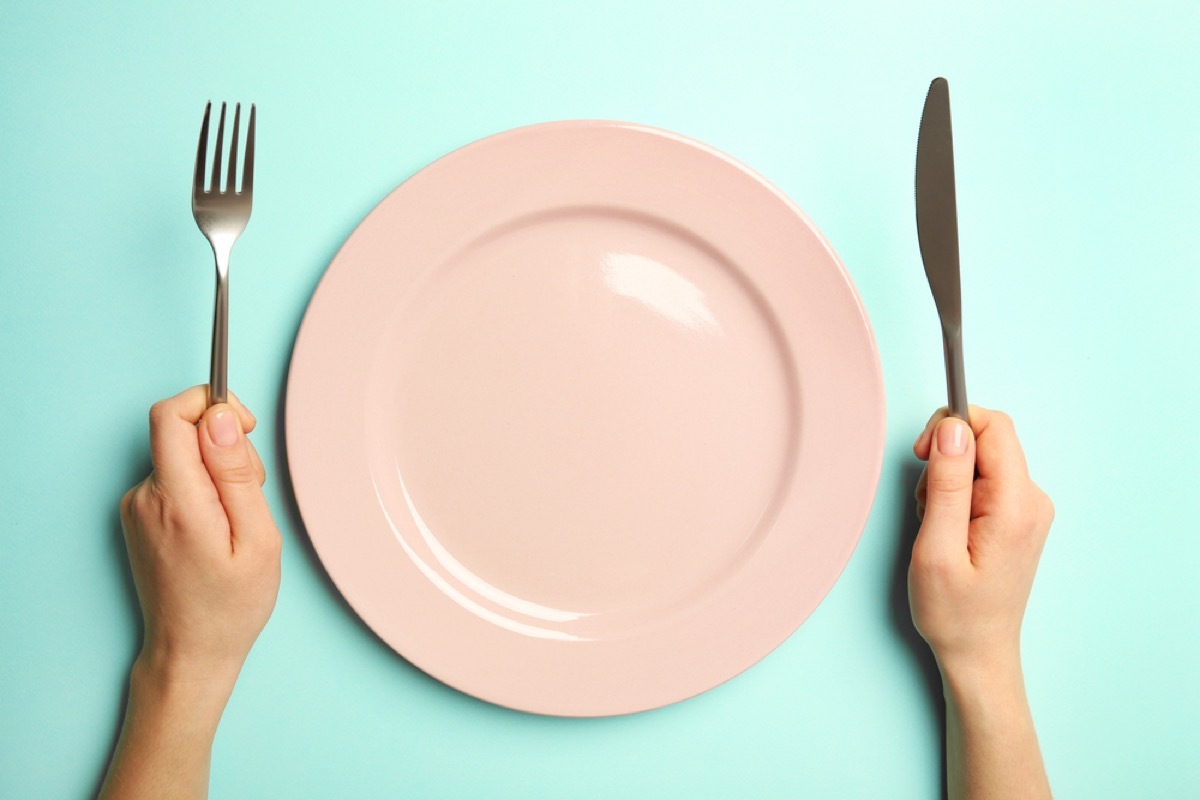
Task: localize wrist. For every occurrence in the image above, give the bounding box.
[130,650,240,734]
[100,650,236,799]
[136,634,246,687]
[937,647,1027,709]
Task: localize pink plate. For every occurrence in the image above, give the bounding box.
[286,121,885,716]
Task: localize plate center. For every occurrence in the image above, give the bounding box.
[369,209,797,634]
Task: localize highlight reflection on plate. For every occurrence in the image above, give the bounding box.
[287,121,884,716]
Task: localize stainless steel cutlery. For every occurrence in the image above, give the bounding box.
[915,77,969,423]
[192,101,255,407]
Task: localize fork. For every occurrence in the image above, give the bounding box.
[192,101,255,407]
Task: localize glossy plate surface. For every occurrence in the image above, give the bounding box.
[286,121,885,716]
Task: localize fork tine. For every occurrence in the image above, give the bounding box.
[242,104,256,196]
[226,103,241,193]
[210,102,226,192]
[193,101,211,196]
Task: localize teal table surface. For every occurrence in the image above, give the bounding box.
[3,2,1197,797]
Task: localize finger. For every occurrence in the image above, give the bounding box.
[913,417,976,561]
[149,386,257,491]
[148,387,211,492]
[913,408,949,460]
[966,406,1029,482]
[119,483,138,534]
[914,463,929,508]
[225,390,257,434]
[247,437,267,486]
[197,404,276,548]
[150,385,256,431]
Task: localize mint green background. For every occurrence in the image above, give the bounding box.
[2,2,1197,797]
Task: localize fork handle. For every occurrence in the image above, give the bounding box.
[209,268,229,407]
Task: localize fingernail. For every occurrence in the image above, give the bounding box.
[936,418,967,456]
[209,409,240,447]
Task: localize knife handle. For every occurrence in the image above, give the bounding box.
[942,327,969,424]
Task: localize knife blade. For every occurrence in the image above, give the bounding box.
[915,76,969,423]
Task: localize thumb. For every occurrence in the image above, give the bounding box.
[917,417,976,556]
[198,404,274,543]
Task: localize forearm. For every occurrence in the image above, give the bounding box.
[941,653,1051,800]
[98,655,237,800]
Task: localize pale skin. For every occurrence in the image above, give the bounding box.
[98,386,281,800]
[910,405,1054,800]
[100,391,1049,798]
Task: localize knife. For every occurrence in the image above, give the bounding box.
[915,76,969,423]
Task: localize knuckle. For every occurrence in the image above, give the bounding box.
[910,545,954,581]
[128,482,160,525]
[148,400,171,431]
[1018,506,1040,535]
[909,545,932,575]
[1009,491,1049,540]
[235,527,282,568]
[119,486,136,518]
[218,460,262,486]
[1037,489,1056,526]
[160,495,191,532]
[985,411,1017,442]
[262,530,284,558]
[214,455,264,489]
[925,473,971,498]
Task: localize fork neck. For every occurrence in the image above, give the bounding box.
[208,237,235,276]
